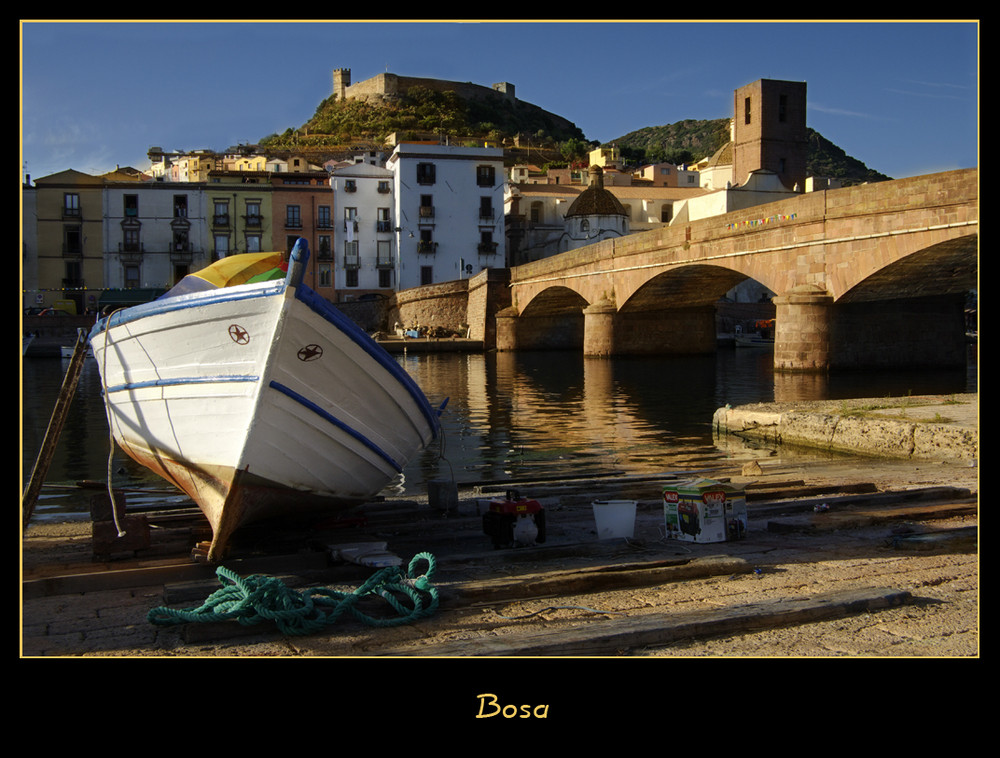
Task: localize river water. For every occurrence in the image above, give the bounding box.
[21,346,977,520]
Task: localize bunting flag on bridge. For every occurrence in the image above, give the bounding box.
[727,212,797,231]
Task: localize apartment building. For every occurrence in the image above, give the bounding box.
[386,143,506,290]
[32,170,105,314]
[270,170,336,298]
[100,179,210,298]
[330,162,396,300]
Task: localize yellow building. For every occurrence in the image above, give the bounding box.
[31,170,105,314]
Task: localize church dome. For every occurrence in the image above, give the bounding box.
[565,165,626,218]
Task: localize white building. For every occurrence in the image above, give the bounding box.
[386,143,506,290]
[330,162,397,298]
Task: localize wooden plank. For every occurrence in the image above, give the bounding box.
[20,550,331,599]
[767,501,977,533]
[448,555,753,604]
[382,586,914,656]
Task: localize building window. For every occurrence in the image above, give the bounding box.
[779,94,788,123]
[64,193,80,217]
[245,201,261,227]
[318,263,332,288]
[213,200,229,227]
[420,266,433,285]
[377,240,393,268]
[246,235,261,253]
[124,194,138,217]
[124,264,140,289]
[377,208,392,233]
[318,205,332,229]
[64,225,82,254]
[744,96,752,125]
[378,268,392,288]
[318,235,332,259]
[286,205,301,228]
[417,162,436,185]
[173,195,188,218]
[214,234,229,258]
[377,180,391,194]
[123,228,140,252]
[476,165,495,187]
[345,269,359,287]
[479,197,493,222]
[418,229,435,253]
[344,240,359,269]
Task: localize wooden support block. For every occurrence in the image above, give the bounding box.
[89,490,126,522]
[92,514,150,557]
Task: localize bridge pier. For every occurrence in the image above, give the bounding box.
[582,300,616,356]
[772,285,834,372]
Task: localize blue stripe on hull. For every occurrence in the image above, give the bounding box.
[104,375,260,394]
[268,381,403,473]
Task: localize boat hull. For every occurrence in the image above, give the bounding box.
[90,242,439,560]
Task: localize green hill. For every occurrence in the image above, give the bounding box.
[260,84,587,158]
[258,84,889,184]
[611,118,891,184]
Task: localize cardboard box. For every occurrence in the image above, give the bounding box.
[663,478,748,543]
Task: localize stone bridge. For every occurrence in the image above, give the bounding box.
[496,168,978,371]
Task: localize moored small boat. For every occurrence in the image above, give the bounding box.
[89,238,441,561]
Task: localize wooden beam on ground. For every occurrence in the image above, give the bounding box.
[381,586,914,656]
[447,555,753,605]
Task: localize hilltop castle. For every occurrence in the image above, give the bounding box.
[332,67,517,105]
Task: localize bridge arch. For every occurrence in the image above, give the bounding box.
[503,169,977,370]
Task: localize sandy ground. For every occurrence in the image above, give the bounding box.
[22,455,979,660]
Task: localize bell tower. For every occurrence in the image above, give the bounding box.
[733,79,808,191]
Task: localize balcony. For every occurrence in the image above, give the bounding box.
[477,242,499,255]
[212,214,230,227]
[376,220,393,233]
[417,241,437,254]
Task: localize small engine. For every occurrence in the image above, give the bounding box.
[482,490,546,549]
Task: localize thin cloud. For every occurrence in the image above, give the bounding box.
[809,103,892,121]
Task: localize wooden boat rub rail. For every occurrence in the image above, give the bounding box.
[89,279,285,338]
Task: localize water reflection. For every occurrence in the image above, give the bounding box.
[22,344,976,515]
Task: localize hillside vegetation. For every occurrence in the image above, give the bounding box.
[259,83,890,184]
[614,118,891,184]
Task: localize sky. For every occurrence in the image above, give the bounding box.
[20,20,979,182]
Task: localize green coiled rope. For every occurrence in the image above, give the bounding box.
[147,552,439,636]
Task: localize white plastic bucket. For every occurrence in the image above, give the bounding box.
[592,500,637,539]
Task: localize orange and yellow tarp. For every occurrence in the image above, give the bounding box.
[161,252,287,299]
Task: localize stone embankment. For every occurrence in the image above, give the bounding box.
[713,393,978,462]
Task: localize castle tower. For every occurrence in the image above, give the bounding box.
[732,79,808,191]
[333,68,351,100]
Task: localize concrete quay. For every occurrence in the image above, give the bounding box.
[713,393,978,462]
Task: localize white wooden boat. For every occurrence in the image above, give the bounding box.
[89,238,441,561]
[734,334,774,348]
